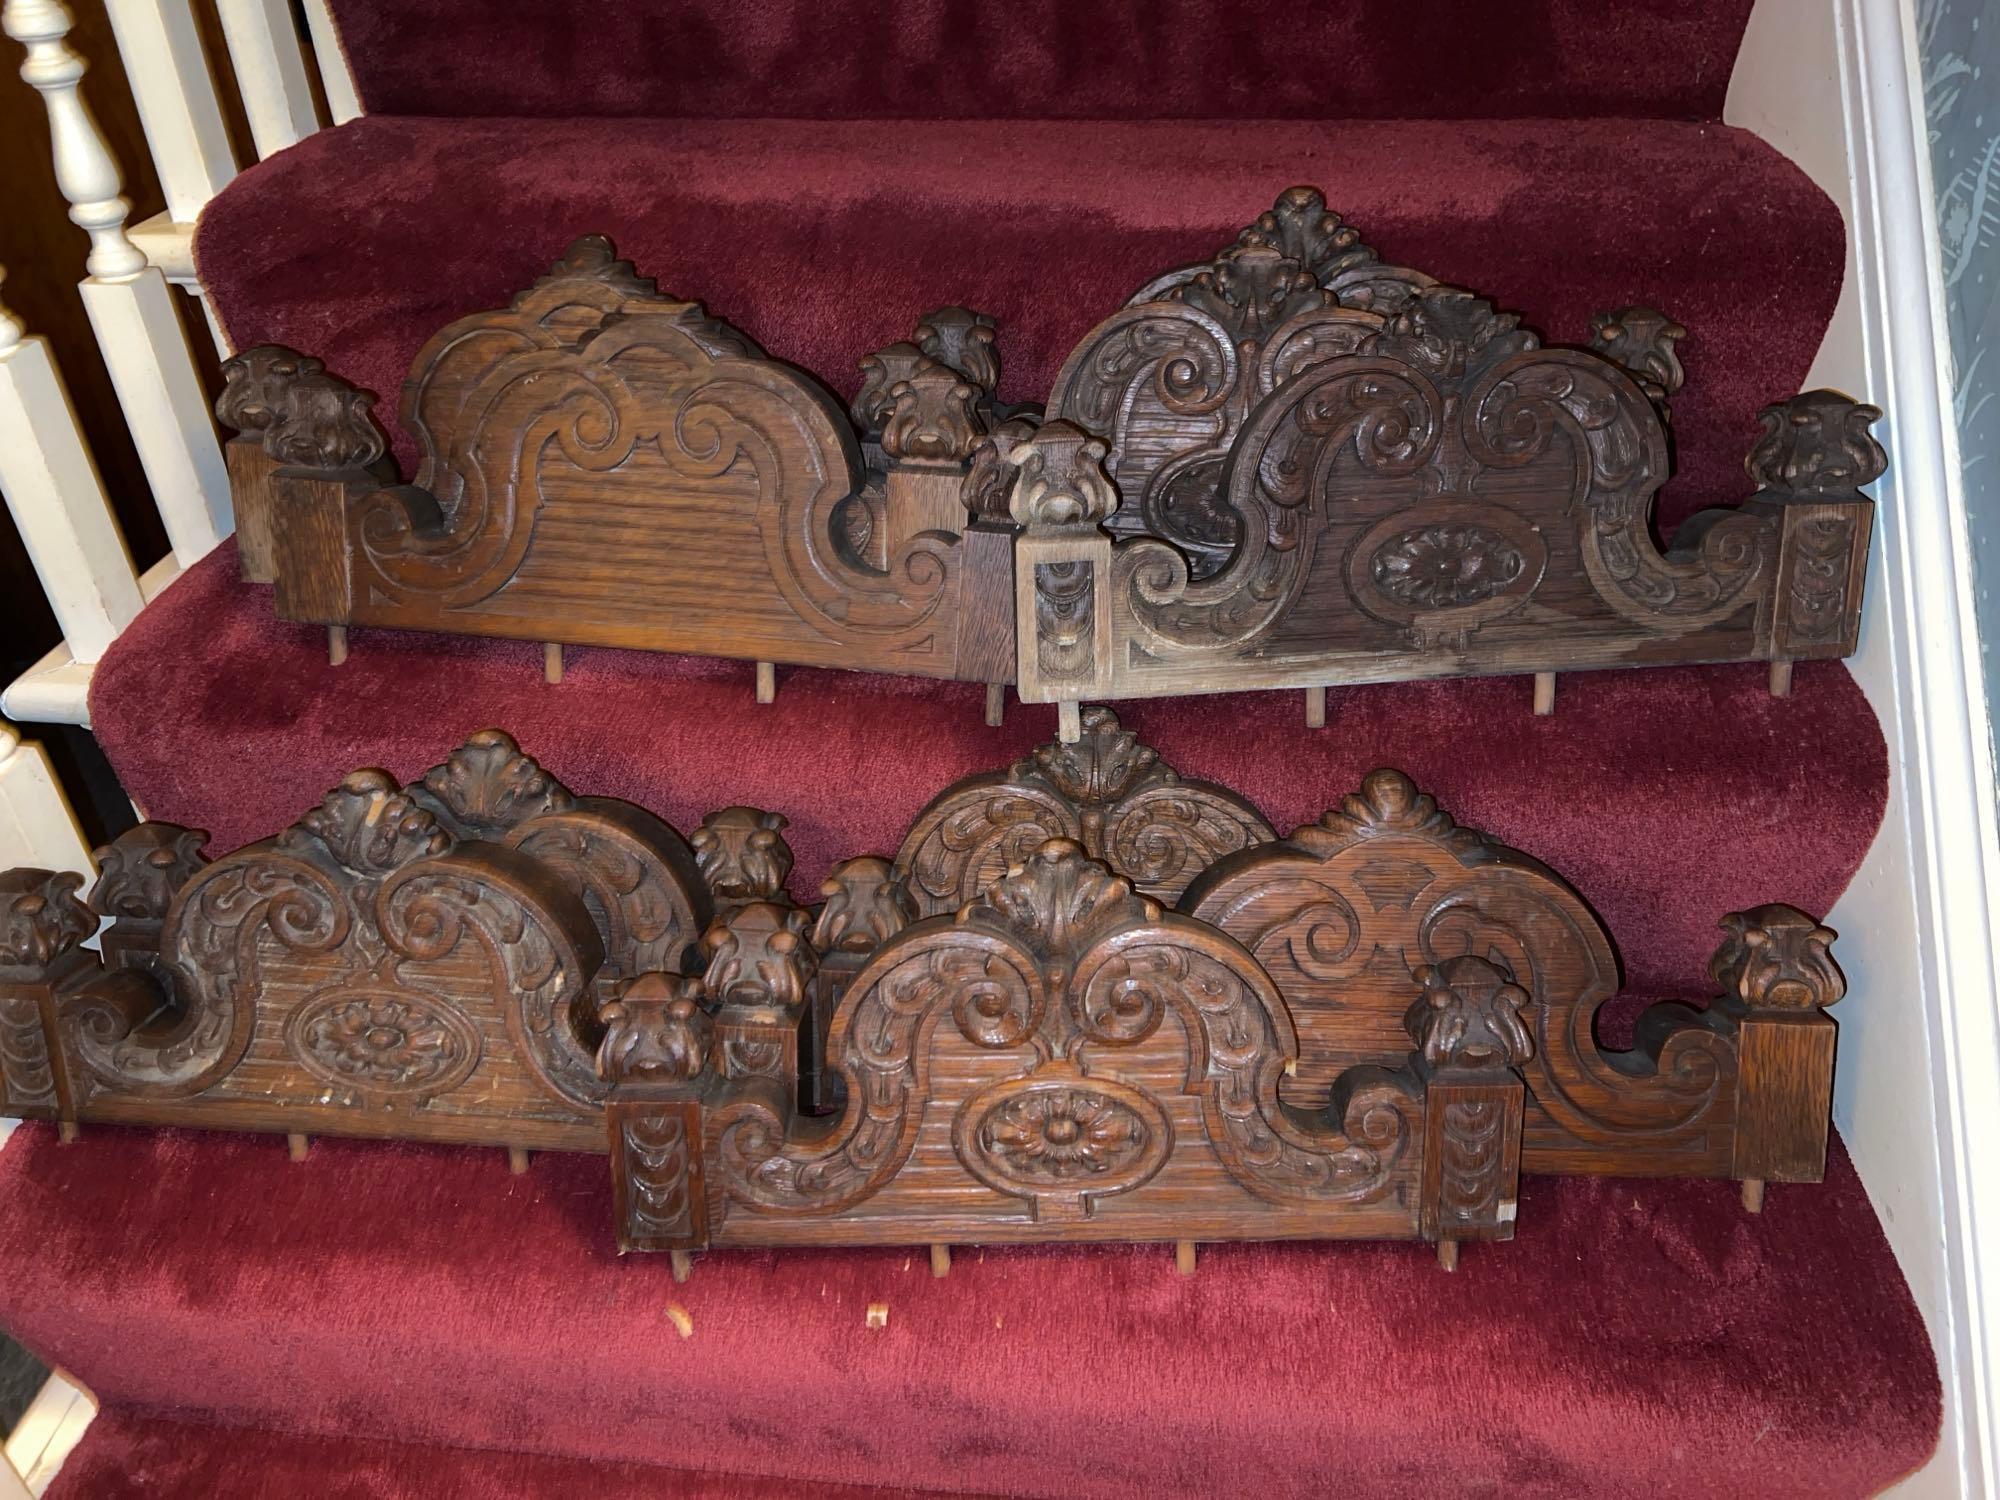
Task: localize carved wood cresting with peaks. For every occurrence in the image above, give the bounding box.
[1012,187,1881,730]
[0,732,721,1153]
[217,238,1017,690]
[216,191,1877,730]
[1,725,1848,1266]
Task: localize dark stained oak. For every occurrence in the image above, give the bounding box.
[214,191,1879,730]
[1,723,1848,1262]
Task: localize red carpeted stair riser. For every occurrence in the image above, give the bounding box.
[321,0,1756,120]
[0,1123,1939,1500]
[190,116,1842,538]
[89,543,1887,999]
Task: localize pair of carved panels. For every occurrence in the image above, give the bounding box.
[216,188,1883,734]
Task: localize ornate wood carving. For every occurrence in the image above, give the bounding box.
[893,709,1273,914]
[216,239,1014,685]
[0,732,720,1152]
[691,806,794,916]
[1016,188,1878,716]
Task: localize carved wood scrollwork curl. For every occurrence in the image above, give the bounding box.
[712,840,1415,1220]
[893,709,1273,914]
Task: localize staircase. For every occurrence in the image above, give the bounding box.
[0,0,1955,1494]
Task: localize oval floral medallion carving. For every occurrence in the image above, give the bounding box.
[1371,524,1524,608]
[286,988,481,1099]
[954,1070,1172,1215]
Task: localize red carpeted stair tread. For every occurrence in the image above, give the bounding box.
[192,114,1841,536]
[89,542,1887,998]
[0,1124,1939,1498]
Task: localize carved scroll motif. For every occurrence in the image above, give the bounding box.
[709,840,1416,1220]
[1184,769,1742,1173]
[413,730,710,980]
[894,709,1273,914]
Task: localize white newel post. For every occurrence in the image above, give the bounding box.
[215,0,316,158]
[6,0,232,569]
[0,272,145,663]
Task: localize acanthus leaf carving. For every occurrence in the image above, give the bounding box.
[533,233,658,300]
[1746,390,1887,503]
[692,807,794,906]
[701,901,816,1016]
[1292,770,1490,858]
[912,307,1000,395]
[596,973,713,1086]
[880,359,984,465]
[0,868,93,970]
[418,729,576,839]
[1007,420,1119,530]
[1709,906,1844,1013]
[216,345,388,470]
[958,839,1159,963]
[90,824,209,922]
[1406,955,1535,1072]
[1377,287,1540,380]
[963,416,1038,521]
[281,770,453,877]
[811,857,918,956]
[1589,306,1687,406]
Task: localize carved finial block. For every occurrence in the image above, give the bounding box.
[692,808,793,905]
[1746,391,1887,503]
[913,307,999,395]
[90,825,208,921]
[0,868,93,971]
[852,341,928,432]
[420,730,574,838]
[283,770,452,877]
[1007,421,1119,531]
[1589,306,1687,403]
[964,417,1038,521]
[881,360,984,465]
[216,345,387,470]
[596,972,712,1086]
[1406,956,1534,1072]
[1710,906,1844,1013]
[700,901,816,1016]
[812,857,918,955]
[1242,186,1376,284]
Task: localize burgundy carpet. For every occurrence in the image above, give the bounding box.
[191,115,1840,537]
[0,1123,1938,1499]
[89,541,1886,999]
[320,0,1754,121]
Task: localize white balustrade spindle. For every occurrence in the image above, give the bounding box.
[6,0,232,569]
[0,719,92,878]
[300,0,359,124]
[215,0,317,159]
[0,270,145,663]
[101,0,234,223]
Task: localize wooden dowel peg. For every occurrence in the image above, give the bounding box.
[1532,672,1555,716]
[1768,659,1793,698]
[543,643,563,684]
[507,1146,530,1175]
[1058,700,1082,743]
[930,1243,952,1278]
[1436,1239,1459,1272]
[286,1132,310,1162]
[984,682,1006,727]
[57,1119,79,1144]
[670,1250,694,1283]
[1175,1240,1197,1276]
[327,626,348,667]
[1740,1178,1766,1214]
[755,661,776,704]
[1305,685,1326,729]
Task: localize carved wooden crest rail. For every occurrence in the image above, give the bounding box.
[215,189,1882,739]
[1,722,1846,1270]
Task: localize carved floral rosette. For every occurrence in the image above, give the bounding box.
[893,709,1273,915]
